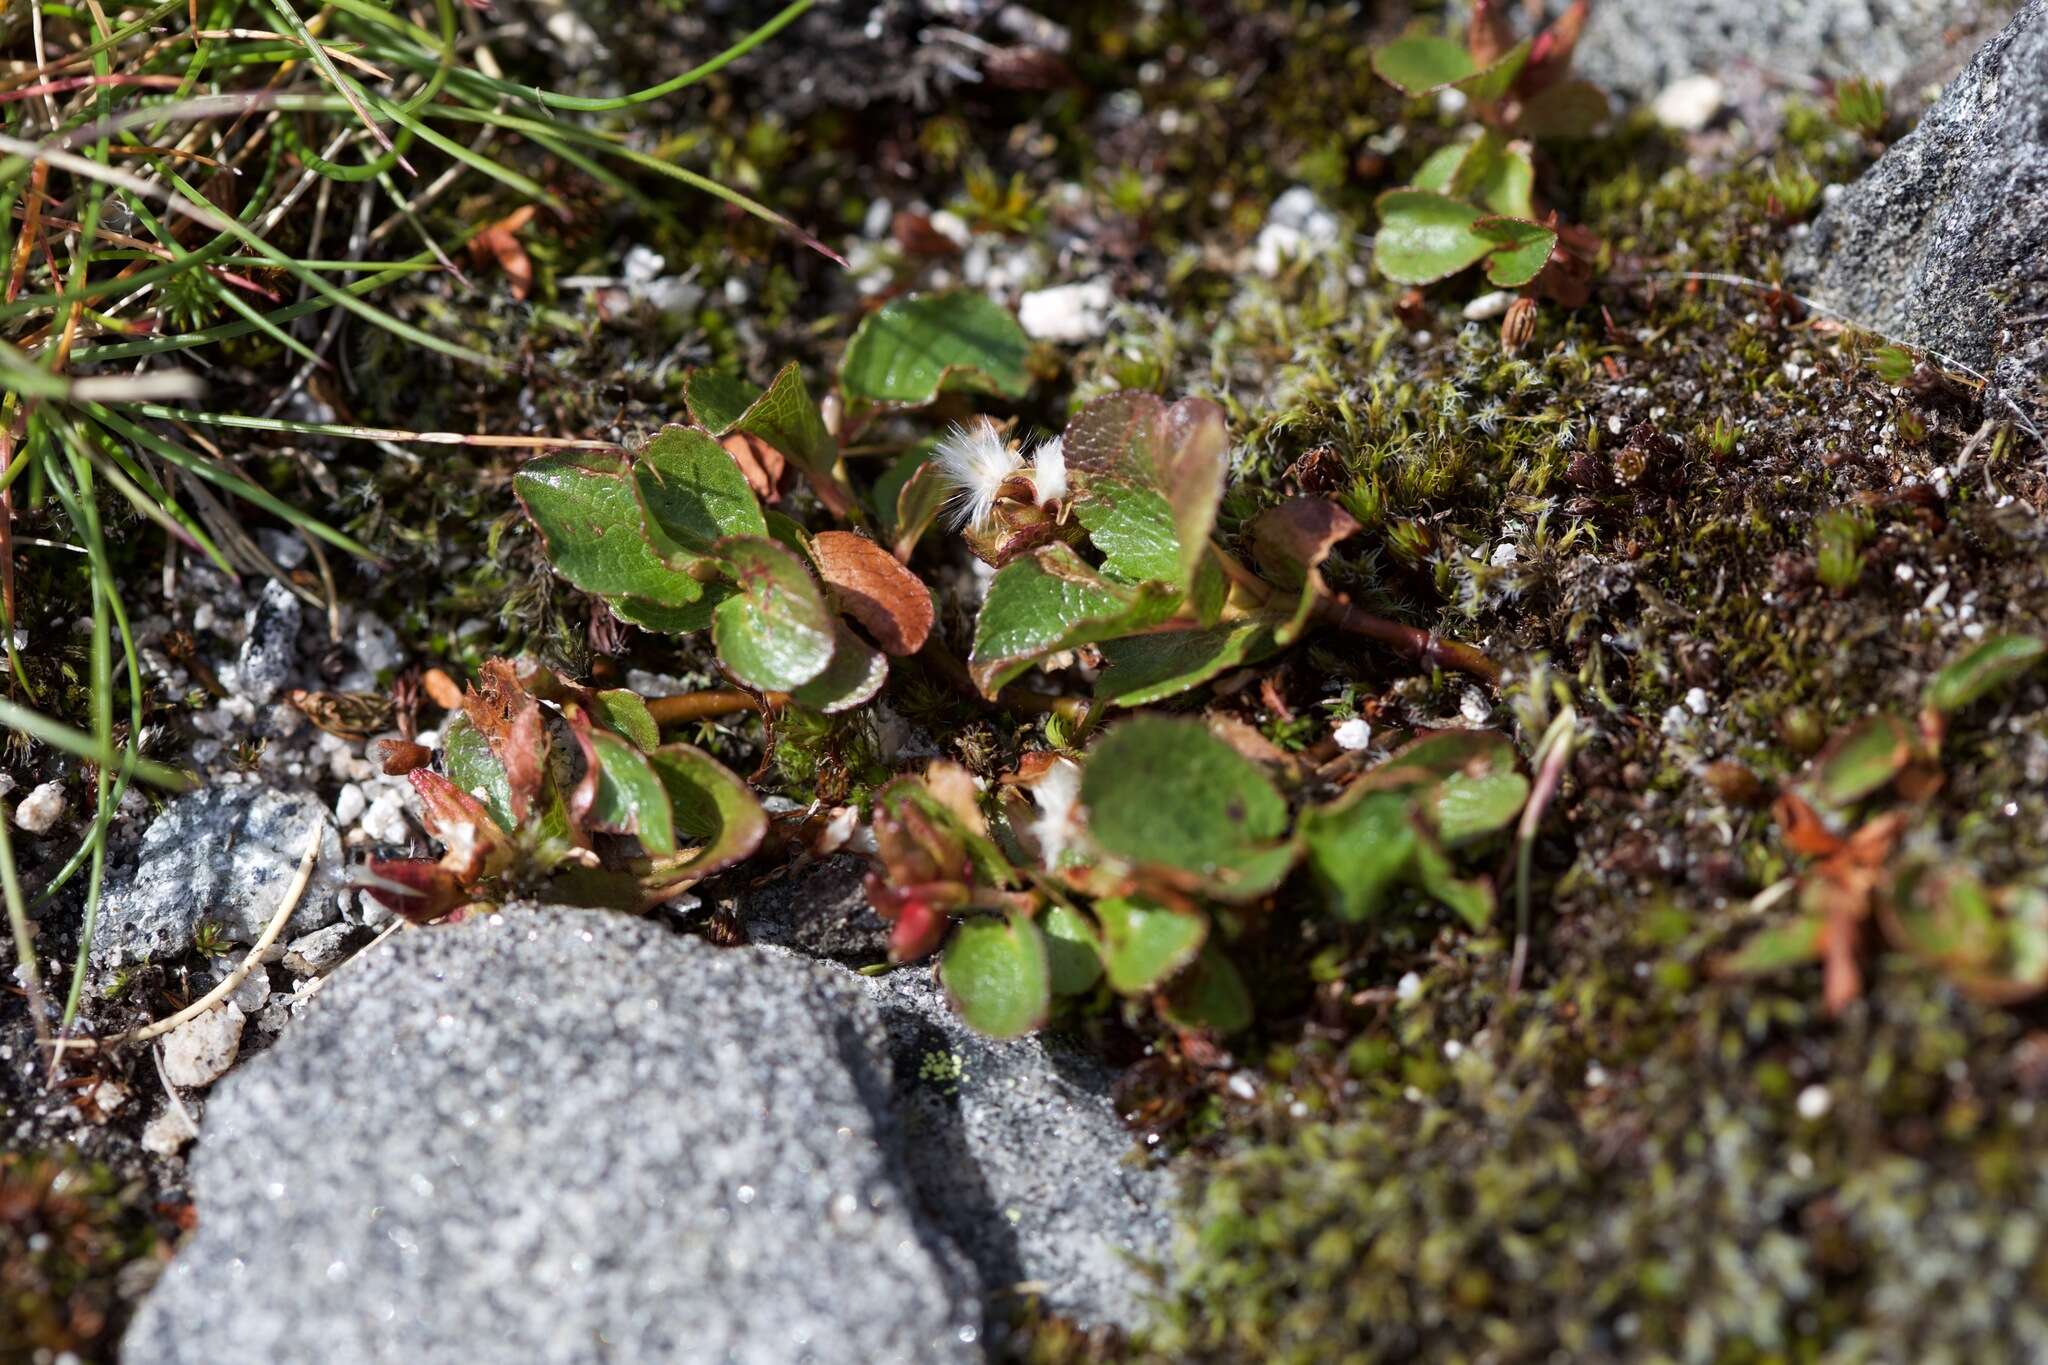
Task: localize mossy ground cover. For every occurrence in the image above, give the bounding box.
[6,1,2045,1358]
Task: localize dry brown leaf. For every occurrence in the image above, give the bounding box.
[468,204,536,300]
[811,530,934,656]
[720,431,786,501]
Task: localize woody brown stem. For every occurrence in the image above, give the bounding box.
[1311,595,1501,686]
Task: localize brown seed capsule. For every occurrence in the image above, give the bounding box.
[1500,296,1538,355]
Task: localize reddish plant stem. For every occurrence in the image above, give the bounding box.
[1311,595,1501,686]
[644,689,764,725]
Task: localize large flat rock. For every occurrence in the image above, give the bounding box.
[122,908,981,1364]
[1788,0,2047,421]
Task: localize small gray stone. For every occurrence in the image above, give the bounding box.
[159,1003,245,1088]
[282,921,360,975]
[1789,0,2048,424]
[140,1105,199,1156]
[236,578,301,705]
[94,785,346,971]
[350,611,405,677]
[857,965,1174,1334]
[122,908,981,1365]
[737,855,892,963]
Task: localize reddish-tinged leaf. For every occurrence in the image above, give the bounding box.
[1062,392,1228,591]
[502,702,547,823]
[408,769,504,843]
[1250,497,1361,643]
[1821,905,1863,1015]
[810,530,935,656]
[1772,791,1844,858]
[1520,0,1587,94]
[888,893,950,963]
[559,706,603,830]
[359,858,470,923]
[375,738,432,776]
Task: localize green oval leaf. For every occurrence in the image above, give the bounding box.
[588,729,676,856]
[940,911,1052,1038]
[515,451,704,607]
[1373,190,1492,285]
[591,689,660,751]
[788,621,889,715]
[441,714,516,831]
[1474,216,1558,288]
[838,290,1033,412]
[645,743,767,884]
[633,424,767,554]
[710,535,837,692]
[1062,392,1228,593]
[969,544,1179,696]
[1081,716,1295,902]
[1042,903,1105,996]
[1298,787,1420,923]
[1095,896,1209,994]
[1814,712,1914,806]
[1450,132,1536,219]
[1370,35,1475,94]
[1925,634,2046,715]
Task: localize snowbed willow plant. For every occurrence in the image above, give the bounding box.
[411,289,1535,1035]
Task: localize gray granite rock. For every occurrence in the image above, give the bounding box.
[94,785,347,970]
[738,855,892,963]
[1554,0,2004,103]
[237,577,301,705]
[123,908,982,1365]
[858,965,1174,1335]
[1788,0,2048,425]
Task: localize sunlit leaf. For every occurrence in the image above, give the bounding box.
[1081,715,1296,902]
[788,621,890,714]
[1094,895,1208,993]
[1062,392,1228,593]
[941,911,1052,1038]
[1474,216,1557,287]
[1076,479,1181,585]
[1042,902,1105,996]
[810,530,934,656]
[710,535,837,691]
[442,713,515,831]
[969,543,1179,696]
[1450,132,1536,219]
[587,729,676,856]
[633,424,767,554]
[591,689,660,751]
[1370,35,1475,94]
[838,290,1033,414]
[1373,190,1492,285]
[515,450,704,606]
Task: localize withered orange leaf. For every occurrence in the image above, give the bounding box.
[811,530,934,656]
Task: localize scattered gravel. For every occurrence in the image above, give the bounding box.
[159,1004,245,1089]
